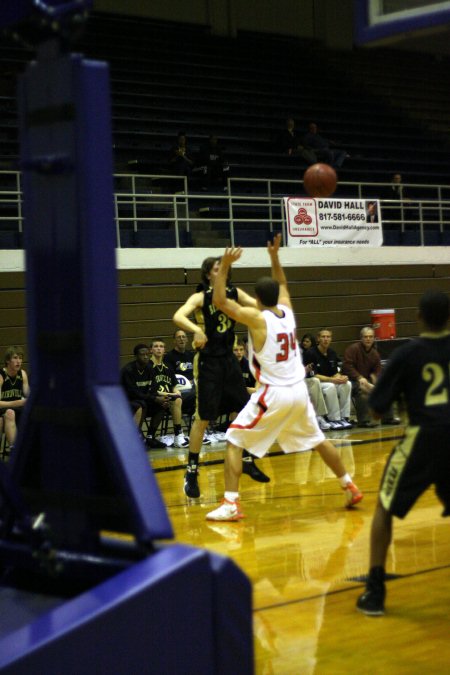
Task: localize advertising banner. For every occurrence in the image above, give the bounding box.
[284,197,383,247]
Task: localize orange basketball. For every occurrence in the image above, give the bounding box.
[303,163,337,198]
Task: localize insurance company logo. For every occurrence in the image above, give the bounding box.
[294,207,312,225]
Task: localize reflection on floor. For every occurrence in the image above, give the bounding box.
[152,420,450,673]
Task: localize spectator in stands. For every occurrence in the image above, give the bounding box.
[120,343,167,449]
[0,346,30,451]
[300,334,331,431]
[168,131,195,179]
[382,173,409,201]
[233,339,256,394]
[381,173,412,225]
[197,135,230,191]
[303,329,352,429]
[150,338,189,448]
[342,327,400,427]
[276,118,317,166]
[303,122,348,168]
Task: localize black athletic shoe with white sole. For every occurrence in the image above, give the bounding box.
[242,456,270,483]
[184,465,200,498]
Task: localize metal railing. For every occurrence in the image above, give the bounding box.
[2,170,450,248]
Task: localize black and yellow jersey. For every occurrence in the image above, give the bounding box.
[194,285,238,357]
[0,368,25,401]
[369,332,450,426]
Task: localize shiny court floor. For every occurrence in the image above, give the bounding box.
[151,423,450,674]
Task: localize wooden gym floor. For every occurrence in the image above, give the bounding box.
[150,424,450,674]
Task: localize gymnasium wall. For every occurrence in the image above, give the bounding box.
[1,247,449,369]
[94,0,354,49]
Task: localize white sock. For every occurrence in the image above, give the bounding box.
[339,473,352,488]
[225,491,239,503]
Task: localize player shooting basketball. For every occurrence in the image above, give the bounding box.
[206,233,363,521]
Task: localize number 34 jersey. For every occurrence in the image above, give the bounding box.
[249,305,305,386]
[369,331,450,426]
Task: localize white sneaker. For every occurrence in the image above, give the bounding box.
[206,498,244,521]
[328,419,344,430]
[317,415,331,430]
[202,434,212,446]
[174,433,189,448]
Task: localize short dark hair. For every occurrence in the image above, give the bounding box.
[254,276,279,307]
[419,290,449,330]
[4,346,24,364]
[151,338,165,347]
[133,343,149,356]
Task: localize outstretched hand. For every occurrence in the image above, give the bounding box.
[221,246,243,267]
[267,232,282,256]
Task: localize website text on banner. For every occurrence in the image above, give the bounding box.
[284,197,383,247]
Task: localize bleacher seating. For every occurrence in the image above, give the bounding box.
[2,264,450,368]
[1,12,450,248]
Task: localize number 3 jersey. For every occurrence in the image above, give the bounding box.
[249,305,305,386]
[369,331,450,426]
[194,285,237,357]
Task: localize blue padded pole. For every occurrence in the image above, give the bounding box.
[9,42,173,552]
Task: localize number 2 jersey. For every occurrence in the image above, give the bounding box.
[369,331,450,426]
[249,304,305,386]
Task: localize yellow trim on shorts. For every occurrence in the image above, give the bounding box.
[380,426,419,511]
[193,351,200,420]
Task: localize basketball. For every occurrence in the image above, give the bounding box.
[303,163,337,198]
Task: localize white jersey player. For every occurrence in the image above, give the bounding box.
[206,234,363,521]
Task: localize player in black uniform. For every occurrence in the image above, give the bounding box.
[150,338,188,448]
[121,343,166,449]
[0,345,30,450]
[173,256,270,498]
[357,290,450,616]
[164,329,196,416]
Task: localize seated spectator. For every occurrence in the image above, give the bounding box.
[303,329,352,429]
[341,327,400,427]
[197,135,230,191]
[300,334,330,431]
[300,332,316,352]
[233,339,256,394]
[303,122,348,169]
[121,343,166,449]
[151,338,189,448]
[168,131,195,178]
[275,118,317,166]
[0,345,30,451]
[164,329,196,415]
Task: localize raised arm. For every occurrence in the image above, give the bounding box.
[173,291,208,349]
[267,233,292,309]
[213,247,263,331]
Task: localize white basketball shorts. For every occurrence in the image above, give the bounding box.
[226,380,325,458]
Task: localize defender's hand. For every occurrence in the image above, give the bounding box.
[267,232,282,256]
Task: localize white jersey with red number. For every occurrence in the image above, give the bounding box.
[249,305,305,386]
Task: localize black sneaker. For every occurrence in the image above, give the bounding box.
[242,456,270,483]
[356,585,386,616]
[145,436,167,449]
[184,465,200,498]
[381,417,401,425]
